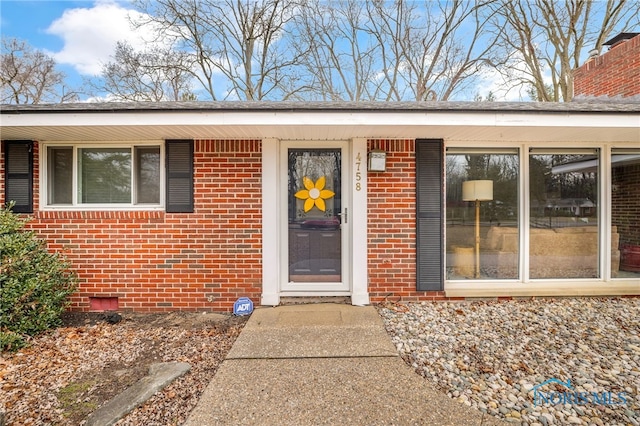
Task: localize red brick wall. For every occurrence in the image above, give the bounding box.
[5,140,262,312]
[366,139,449,303]
[2,137,467,312]
[3,137,528,311]
[574,34,640,98]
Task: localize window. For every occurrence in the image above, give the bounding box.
[48,147,73,204]
[529,149,599,279]
[45,144,161,207]
[611,149,640,279]
[445,145,636,288]
[446,148,519,280]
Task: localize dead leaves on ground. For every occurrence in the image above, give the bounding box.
[0,316,244,425]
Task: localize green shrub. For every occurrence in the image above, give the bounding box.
[0,330,26,351]
[0,204,77,351]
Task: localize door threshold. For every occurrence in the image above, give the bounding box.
[279,296,352,305]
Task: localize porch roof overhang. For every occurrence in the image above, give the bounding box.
[1,101,639,143]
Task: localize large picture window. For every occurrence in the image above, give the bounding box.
[444,145,636,291]
[529,149,599,279]
[45,144,161,207]
[446,149,519,280]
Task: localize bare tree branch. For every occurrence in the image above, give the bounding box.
[93,41,195,101]
[292,0,504,102]
[292,0,381,101]
[1,38,78,104]
[489,0,640,101]
[132,0,301,100]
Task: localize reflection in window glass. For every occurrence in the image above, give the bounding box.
[79,148,132,204]
[46,144,162,207]
[529,151,599,279]
[288,149,341,222]
[47,147,73,204]
[612,149,640,279]
[136,147,160,204]
[446,150,519,280]
[287,149,342,283]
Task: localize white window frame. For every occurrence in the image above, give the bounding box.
[40,141,165,211]
[445,141,639,298]
[445,146,522,281]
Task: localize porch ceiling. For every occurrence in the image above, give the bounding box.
[1,102,639,143]
[1,123,638,143]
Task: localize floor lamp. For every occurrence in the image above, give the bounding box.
[462,180,493,279]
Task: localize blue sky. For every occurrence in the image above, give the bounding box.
[1,0,157,93]
[1,1,70,52]
[1,0,533,101]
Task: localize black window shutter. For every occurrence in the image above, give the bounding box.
[166,140,194,213]
[416,139,444,291]
[4,141,33,213]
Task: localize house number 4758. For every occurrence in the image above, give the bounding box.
[355,152,362,191]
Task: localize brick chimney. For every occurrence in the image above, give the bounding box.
[573,32,640,99]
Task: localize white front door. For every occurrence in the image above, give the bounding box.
[280,142,350,293]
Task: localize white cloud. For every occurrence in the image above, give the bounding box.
[45,0,158,76]
[473,48,557,102]
[474,69,529,102]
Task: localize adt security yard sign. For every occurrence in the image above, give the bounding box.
[233,297,253,316]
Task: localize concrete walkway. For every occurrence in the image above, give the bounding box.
[185,303,504,425]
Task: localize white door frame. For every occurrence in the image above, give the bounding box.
[261,138,370,306]
[280,141,350,293]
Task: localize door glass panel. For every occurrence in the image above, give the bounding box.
[288,149,341,283]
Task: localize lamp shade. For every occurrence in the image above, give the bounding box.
[462,180,493,201]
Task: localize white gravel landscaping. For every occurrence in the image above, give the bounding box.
[378,297,640,426]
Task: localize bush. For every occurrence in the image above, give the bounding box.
[0,204,77,351]
[0,330,26,351]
